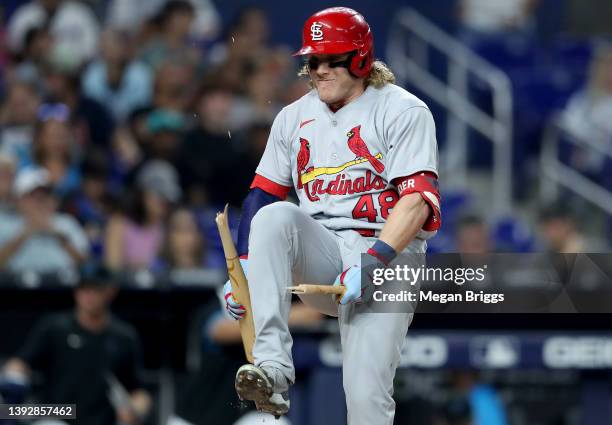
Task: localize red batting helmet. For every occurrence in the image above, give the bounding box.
[293,7,374,78]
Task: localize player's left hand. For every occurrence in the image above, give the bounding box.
[334,251,387,305]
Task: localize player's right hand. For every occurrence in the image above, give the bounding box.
[224,258,248,320]
[224,280,245,320]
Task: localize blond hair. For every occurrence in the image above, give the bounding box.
[298,60,396,88]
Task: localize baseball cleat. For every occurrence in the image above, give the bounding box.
[235,364,290,416]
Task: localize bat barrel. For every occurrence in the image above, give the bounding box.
[288,284,345,295]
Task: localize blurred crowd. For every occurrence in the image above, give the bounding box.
[0,0,310,276]
[0,0,609,279]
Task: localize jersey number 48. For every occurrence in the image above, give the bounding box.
[352,190,399,222]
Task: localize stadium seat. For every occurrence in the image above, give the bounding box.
[492,216,536,252]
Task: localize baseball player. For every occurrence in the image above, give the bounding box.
[223,7,441,425]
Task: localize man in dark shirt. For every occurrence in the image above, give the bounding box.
[178,84,255,207]
[0,262,151,425]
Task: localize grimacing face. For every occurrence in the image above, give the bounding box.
[308,53,365,109]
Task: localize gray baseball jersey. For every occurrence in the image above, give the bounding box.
[256,83,439,238]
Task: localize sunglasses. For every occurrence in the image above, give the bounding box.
[38,103,70,122]
[307,55,352,71]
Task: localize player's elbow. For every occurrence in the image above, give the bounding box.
[400,193,430,227]
[402,192,428,212]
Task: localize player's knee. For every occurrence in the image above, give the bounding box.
[251,202,302,239]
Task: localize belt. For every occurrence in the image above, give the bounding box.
[350,229,427,243]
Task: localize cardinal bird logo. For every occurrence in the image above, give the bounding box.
[346,125,385,174]
[297,138,311,188]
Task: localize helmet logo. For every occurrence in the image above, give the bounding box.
[310,22,323,41]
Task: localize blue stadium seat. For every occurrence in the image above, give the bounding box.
[549,37,594,78]
[462,32,540,72]
[426,231,455,253]
[441,190,473,229]
[492,216,536,252]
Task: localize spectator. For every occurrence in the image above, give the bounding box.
[116,110,168,179]
[106,0,220,43]
[11,25,53,85]
[242,121,272,171]
[0,154,16,215]
[17,104,81,199]
[109,126,143,188]
[458,0,540,33]
[179,84,251,207]
[270,47,311,106]
[104,160,179,271]
[63,148,115,259]
[82,30,153,123]
[141,108,186,163]
[538,203,606,253]
[446,371,507,425]
[43,64,115,148]
[138,0,200,71]
[231,6,270,54]
[455,215,492,254]
[119,108,186,182]
[151,61,195,113]
[208,6,270,69]
[0,261,151,425]
[7,0,100,70]
[0,167,88,273]
[0,80,41,158]
[155,207,206,271]
[561,43,612,176]
[231,58,284,131]
[207,7,272,94]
